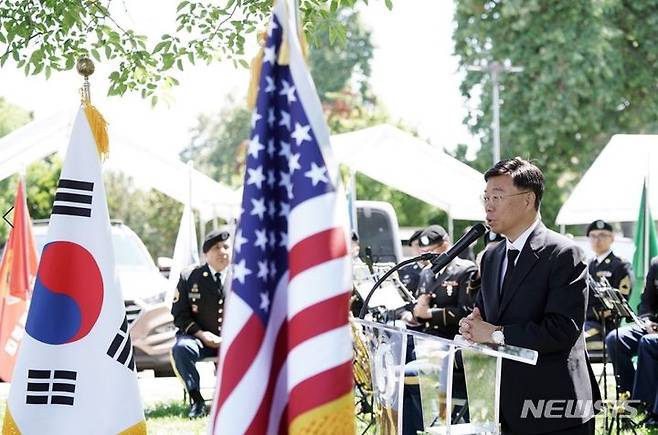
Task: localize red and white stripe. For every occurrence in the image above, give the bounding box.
[209,192,352,434]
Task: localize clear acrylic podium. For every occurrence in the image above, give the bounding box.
[352,318,538,434]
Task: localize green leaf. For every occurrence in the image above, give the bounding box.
[153,41,169,53]
[238,59,249,68]
[162,53,175,70]
[32,62,44,75]
[90,48,100,62]
[176,1,189,12]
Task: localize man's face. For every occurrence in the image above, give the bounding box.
[410,239,420,256]
[419,241,448,255]
[589,230,614,255]
[206,240,232,272]
[483,175,532,237]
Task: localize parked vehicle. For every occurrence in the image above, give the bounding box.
[32,220,176,376]
[355,200,403,264]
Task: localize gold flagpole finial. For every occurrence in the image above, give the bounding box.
[76,57,109,160]
[77,57,95,103]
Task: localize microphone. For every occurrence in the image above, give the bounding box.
[430,223,486,274]
[357,251,440,319]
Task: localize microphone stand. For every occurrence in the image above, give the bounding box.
[590,276,640,435]
[588,273,611,430]
[358,252,436,319]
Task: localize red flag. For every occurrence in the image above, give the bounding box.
[0,178,38,381]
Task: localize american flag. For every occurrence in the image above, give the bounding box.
[208,2,354,434]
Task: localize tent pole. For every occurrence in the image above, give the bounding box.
[349,169,358,235]
[200,221,206,254]
[448,213,454,244]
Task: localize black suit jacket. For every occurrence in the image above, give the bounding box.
[476,222,600,434]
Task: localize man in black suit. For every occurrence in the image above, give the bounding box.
[171,229,232,418]
[460,157,599,434]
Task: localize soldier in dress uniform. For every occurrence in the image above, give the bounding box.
[409,225,478,339]
[398,229,424,293]
[401,225,477,434]
[584,219,634,351]
[171,229,232,418]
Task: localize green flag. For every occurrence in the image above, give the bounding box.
[630,179,658,313]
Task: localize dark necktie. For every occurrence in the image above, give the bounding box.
[500,249,519,297]
[215,273,222,292]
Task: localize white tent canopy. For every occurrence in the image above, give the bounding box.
[331,124,485,221]
[556,134,658,225]
[0,111,241,223]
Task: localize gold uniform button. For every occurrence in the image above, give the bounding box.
[219,300,224,305]
[219,309,223,314]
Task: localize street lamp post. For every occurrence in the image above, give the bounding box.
[467,61,523,165]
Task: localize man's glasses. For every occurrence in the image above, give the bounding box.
[480,191,530,205]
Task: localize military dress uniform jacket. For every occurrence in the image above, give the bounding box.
[415,257,478,338]
[171,264,229,337]
[586,252,633,321]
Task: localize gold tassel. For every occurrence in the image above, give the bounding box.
[277,23,308,66]
[77,57,109,160]
[83,101,109,161]
[247,31,267,110]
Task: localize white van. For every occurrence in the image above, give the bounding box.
[32,220,176,376]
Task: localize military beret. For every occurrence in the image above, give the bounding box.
[586,219,613,236]
[418,225,448,247]
[408,229,423,244]
[203,229,230,253]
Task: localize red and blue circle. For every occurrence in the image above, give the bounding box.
[26,241,104,345]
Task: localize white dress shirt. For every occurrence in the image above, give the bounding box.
[500,219,541,284]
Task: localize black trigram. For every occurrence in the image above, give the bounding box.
[26,369,77,406]
[107,315,135,371]
[51,179,94,218]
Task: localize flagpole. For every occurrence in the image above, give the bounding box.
[646,155,651,282]
[187,160,197,258]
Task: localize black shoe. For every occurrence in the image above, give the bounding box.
[188,401,207,419]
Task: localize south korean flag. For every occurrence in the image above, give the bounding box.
[4,108,146,434]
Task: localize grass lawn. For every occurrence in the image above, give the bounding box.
[144,401,209,434]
